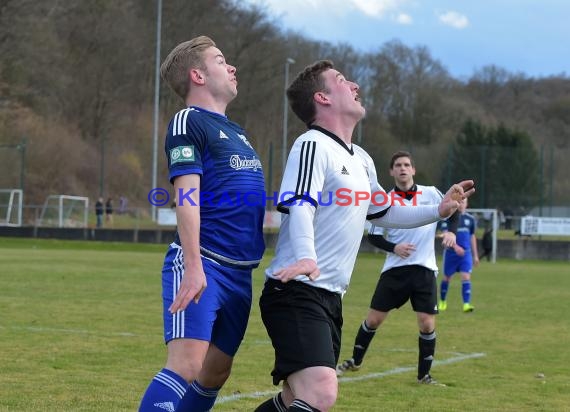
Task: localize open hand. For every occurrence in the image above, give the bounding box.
[274,258,320,283]
[394,243,416,259]
[438,180,475,218]
[169,266,207,313]
[441,232,456,248]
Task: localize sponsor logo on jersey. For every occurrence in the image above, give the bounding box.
[170,146,195,164]
[229,155,262,171]
[341,166,350,175]
[219,130,229,139]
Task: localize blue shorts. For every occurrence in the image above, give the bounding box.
[161,244,253,357]
[443,249,473,276]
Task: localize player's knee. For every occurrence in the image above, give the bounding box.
[291,371,337,411]
[366,316,381,329]
[311,387,337,411]
[166,357,203,383]
[312,374,338,411]
[417,314,435,332]
[366,311,386,329]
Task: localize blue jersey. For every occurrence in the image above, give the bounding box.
[441,212,476,251]
[165,106,265,266]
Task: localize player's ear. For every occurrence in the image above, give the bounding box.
[314,91,329,105]
[189,68,205,85]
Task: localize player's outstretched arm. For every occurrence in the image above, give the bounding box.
[370,204,440,229]
[370,180,474,229]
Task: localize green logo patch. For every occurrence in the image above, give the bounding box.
[170,146,195,164]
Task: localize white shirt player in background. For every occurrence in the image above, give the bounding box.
[254,60,475,412]
[337,150,458,386]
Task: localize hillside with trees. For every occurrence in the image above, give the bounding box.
[1,0,568,214]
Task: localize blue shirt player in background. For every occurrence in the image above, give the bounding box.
[439,198,479,313]
[139,36,265,412]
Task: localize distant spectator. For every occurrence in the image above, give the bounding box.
[95,197,104,228]
[105,197,113,226]
[119,195,128,215]
[498,208,506,229]
[479,226,493,262]
[504,208,513,230]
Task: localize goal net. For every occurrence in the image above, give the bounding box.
[0,189,23,227]
[38,195,89,228]
[466,208,498,263]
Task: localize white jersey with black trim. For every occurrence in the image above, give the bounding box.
[369,185,444,273]
[266,127,389,295]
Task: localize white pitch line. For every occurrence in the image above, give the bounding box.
[216,352,486,405]
[338,352,486,383]
[216,390,278,405]
[0,325,155,338]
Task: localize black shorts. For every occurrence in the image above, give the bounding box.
[370,265,438,314]
[259,278,343,385]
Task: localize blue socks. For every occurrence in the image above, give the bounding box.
[440,280,449,301]
[176,380,220,411]
[462,280,472,304]
[139,369,188,412]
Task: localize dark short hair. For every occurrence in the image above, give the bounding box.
[286,60,334,126]
[390,150,414,169]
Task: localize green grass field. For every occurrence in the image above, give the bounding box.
[1,237,569,411]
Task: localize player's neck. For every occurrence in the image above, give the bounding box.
[185,94,229,116]
[312,118,354,145]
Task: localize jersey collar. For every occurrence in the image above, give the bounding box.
[309,125,354,155]
[189,105,228,119]
[392,183,418,201]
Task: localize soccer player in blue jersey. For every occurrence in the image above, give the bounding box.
[139,36,265,412]
[439,198,479,312]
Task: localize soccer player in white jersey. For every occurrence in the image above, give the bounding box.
[254,60,474,412]
[139,36,265,412]
[336,150,458,385]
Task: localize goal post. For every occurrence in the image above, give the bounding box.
[38,195,89,228]
[466,208,498,264]
[0,189,23,227]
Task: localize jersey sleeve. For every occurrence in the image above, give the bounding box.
[364,153,390,218]
[368,223,385,236]
[277,138,327,213]
[165,109,208,183]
